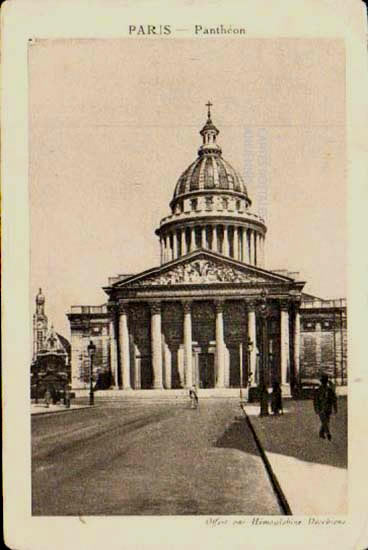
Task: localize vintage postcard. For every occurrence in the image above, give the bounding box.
[2,0,368,549]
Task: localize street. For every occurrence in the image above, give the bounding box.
[32,399,283,515]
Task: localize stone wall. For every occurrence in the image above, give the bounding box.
[300,308,347,385]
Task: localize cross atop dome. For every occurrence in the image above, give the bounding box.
[199,101,220,155]
[206,100,213,120]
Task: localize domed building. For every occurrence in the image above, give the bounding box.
[31,289,71,400]
[68,105,347,395]
[156,103,266,268]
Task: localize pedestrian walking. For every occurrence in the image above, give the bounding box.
[270,381,283,415]
[189,385,199,409]
[64,385,71,408]
[313,374,337,440]
[44,388,51,408]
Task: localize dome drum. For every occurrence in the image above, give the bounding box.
[157,222,266,268]
[170,189,250,215]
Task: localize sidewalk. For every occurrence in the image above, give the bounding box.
[31,403,92,415]
[244,397,348,515]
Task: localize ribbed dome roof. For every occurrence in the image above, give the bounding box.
[173,154,248,198]
[171,104,250,208]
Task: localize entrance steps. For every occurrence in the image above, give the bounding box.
[73,388,243,401]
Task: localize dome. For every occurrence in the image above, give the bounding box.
[172,155,249,201]
[170,104,251,209]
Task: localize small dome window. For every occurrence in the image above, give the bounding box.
[222,197,229,210]
[205,196,213,211]
[190,198,198,211]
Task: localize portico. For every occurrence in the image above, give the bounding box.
[104,250,304,393]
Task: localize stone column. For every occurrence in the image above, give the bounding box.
[160,237,163,265]
[257,235,262,267]
[183,301,193,388]
[163,342,172,389]
[190,227,195,252]
[223,225,230,257]
[201,226,206,249]
[212,226,218,253]
[118,302,131,389]
[162,235,166,263]
[261,235,265,267]
[181,228,186,257]
[233,226,239,260]
[215,300,226,388]
[249,229,253,265]
[109,313,119,389]
[294,308,301,382]
[173,231,178,259]
[280,301,290,385]
[242,228,248,263]
[150,302,163,389]
[165,234,170,263]
[254,232,258,266]
[247,303,257,384]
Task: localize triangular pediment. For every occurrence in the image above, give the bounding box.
[113,250,295,288]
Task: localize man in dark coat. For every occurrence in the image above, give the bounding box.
[271,381,283,415]
[313,374,337,440]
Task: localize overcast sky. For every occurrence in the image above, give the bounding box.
[29,38,346,339]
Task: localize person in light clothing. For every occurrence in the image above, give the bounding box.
[189,385,199,409]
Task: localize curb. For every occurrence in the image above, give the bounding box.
[31,405,94,417]
[241,405,292,516]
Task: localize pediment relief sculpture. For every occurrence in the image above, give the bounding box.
[132,259,268,286]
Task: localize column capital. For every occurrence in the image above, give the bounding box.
[279,299,290,311]
[290,292,302,309]
[107,301,118,314]
[149,301,162,315]
[214,299,225,313]
[118,300,129,314]
[182,300,192,314]
[246,300,257,312]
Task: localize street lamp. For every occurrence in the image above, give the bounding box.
[87,340,96,406]
[247,336,254,383]
[257,290,270,417]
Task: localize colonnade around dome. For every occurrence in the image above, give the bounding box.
[159,224,265,267]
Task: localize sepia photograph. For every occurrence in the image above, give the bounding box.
[28,37,348,517]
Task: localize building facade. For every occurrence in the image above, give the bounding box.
[31,289,71,399]
[67,106,347,393]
